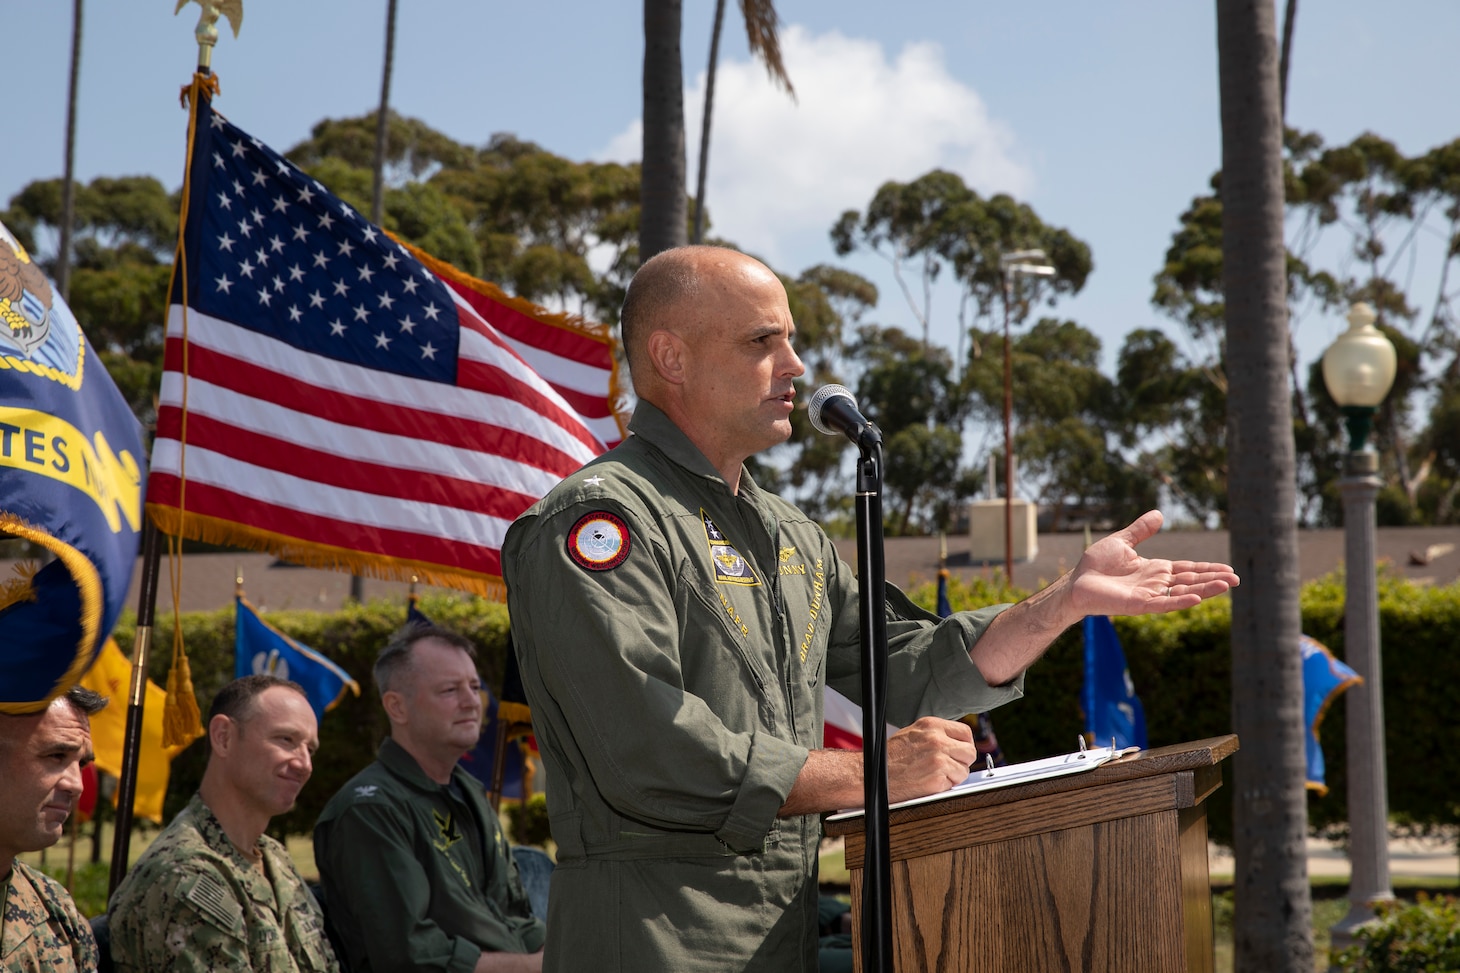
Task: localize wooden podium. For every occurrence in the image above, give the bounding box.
[825,735,1238,973]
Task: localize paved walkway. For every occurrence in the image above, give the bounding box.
[1209,834,1459,882]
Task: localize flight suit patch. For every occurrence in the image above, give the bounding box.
[567,512,630,571]
[701,510,759,586]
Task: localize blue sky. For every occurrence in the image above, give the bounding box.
[4,1,1457,401]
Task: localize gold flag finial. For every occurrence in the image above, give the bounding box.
[175,0,243,71]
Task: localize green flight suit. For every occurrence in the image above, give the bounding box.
[502,401,1023,973]
[313,738,545,973]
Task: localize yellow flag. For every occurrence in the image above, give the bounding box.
[80,639,184,824]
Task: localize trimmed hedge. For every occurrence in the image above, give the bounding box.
[112,593,509,839]
[910,570,1460,847]
[112,573,1460,848]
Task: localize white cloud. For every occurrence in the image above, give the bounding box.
[594,25,1034,269]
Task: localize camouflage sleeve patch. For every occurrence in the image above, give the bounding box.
[180,871,246,936]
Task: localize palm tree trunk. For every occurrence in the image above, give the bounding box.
[641,0,688,261]
[691,0,728,245]
[1278,0,1298,119]
[355,0,398,607]
[57,0,83,300]
[371,0,399,227]
[1216,1,1314,969]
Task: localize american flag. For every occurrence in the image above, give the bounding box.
[146,90,623,596]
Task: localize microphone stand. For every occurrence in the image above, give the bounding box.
[853,429,893,973]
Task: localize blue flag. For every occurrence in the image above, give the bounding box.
[406,591,431,628]
[1082,615,1148,750]
[235,596,358,719]
[0,219,146,713]
[1300,634,1361,794]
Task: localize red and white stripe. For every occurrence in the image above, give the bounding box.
[148,280,618,589]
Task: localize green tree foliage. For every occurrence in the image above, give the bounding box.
[2,174,177,426]
[831,169,1091,347]
[960,319,1159,530]
[288,116,641,323]
[845,324,971,532]
[1154,130,1460,526]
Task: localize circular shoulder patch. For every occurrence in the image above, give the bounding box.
[567,512,630,571]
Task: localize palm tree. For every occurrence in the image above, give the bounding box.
[641,0,687,261]
[691,0,794,244]
[1215,1,1314,968]
[371,0,399,227]
[56,0,83,300]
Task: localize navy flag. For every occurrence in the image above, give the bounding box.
[1082,615,1148,750]
[0,219,146,713]
[1300,634,1360,794]
[235,595,359,718]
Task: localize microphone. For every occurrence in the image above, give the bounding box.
[808,384,882,447]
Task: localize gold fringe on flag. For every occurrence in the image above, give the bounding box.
[0,560,39,613]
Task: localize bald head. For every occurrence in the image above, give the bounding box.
[621,246,779,392]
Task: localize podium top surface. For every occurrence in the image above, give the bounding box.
[824,734,1238,838]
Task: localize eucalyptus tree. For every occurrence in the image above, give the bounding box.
[1216,1,1314,967]
[831,170,1090,351]
[849,324,971,533]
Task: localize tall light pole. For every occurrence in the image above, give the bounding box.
[997,250,1054,580]
[1321,302,1398,951]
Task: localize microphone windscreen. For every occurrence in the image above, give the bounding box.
[808,384,857,436]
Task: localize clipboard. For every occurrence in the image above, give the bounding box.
[825,738,1141,822]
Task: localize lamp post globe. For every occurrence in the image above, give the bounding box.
[1321,302,1397,453]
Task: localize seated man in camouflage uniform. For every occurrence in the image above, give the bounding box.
[109,675,339,972]
[0,685,106,972]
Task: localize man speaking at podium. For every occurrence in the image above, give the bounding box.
[502,246,1237,973]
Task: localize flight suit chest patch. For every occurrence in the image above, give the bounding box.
[700,509,759,586]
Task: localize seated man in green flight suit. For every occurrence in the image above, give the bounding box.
[315,624,544,973]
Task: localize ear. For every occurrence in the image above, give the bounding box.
[646,329,688,386]
[381,689,408,727]
[208,714,234,756]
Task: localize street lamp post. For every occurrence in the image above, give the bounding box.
[1321,302,1398,950]
[997,250,1055,580]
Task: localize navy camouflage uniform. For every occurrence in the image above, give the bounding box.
[107,794,338,973]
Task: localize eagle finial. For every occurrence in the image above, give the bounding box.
[175,0,244,69]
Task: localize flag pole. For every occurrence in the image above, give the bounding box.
[107,518,161,896]
[109,3,245,897]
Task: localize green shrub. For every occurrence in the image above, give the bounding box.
[106,571,1460,849]
[506,794,552,848]
[1333,894,1460,971]
[112,593,511,839]
[37,861,109,919]
[906,570,1460,847]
